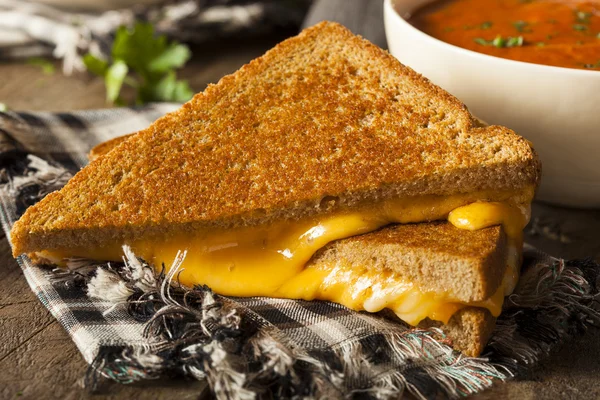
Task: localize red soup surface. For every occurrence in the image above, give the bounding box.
[409,0,600,70]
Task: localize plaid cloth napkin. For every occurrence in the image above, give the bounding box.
[0,107,598,400]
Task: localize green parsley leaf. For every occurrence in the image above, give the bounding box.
[584,60,600,69]
[136,70,193,104]
[111,23,167,75]
[84,22,193,105]
[474,35,524,48]
[172,81,194,103]
[575,11,592,23]
[105,60,128,103]
[512,20,531,33]
[148,43,191,73]
[82,54,108,76]
[573,24,588,31]
[506,36,524,47]
[480,21,493,30]
[474,37,491,46]
[492,35,506,47]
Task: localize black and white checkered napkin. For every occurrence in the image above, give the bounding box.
[0,107,598,400]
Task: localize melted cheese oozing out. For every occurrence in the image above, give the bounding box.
[276,247,514,326]
[38,191,531,325]
[448,202,529,295]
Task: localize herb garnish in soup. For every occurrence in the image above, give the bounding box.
[409,0,600,70]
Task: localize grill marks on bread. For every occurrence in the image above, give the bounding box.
[11,22,540,255]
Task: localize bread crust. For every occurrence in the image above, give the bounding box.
[305,221,504,357]
[308,222,507,303]
[88,134,135,162]
[418,307,496,357]
[10,21,540,257]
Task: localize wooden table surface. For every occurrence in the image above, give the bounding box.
[1,34,599,400]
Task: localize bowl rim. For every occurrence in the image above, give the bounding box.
[384,0,600,77]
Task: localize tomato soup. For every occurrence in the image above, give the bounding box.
[409,0,600,70]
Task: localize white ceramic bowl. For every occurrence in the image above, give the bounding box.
[384,0,600,208]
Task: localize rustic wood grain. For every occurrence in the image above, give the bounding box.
[1,17,599,398]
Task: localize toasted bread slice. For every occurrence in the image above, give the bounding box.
[88,133,135,162]
[419,307,495,357]
[301,222,505,357]
[309,221,507,303]
[10,21,540,257]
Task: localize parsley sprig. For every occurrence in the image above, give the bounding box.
[84,22,193,105]
[584,60,600,69]
[512,20,532,33]
[474,35,524,48]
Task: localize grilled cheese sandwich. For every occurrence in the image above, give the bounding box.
[10,22,542,355]
[35,190,531,326]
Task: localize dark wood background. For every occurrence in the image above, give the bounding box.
[1,0,599,398]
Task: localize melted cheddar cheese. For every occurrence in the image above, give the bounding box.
[273,252,512,326]
[37,189,532,326]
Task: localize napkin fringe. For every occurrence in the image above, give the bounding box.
[72,244,600,399]
[3,154,72,216]
[78,248,512,399]
[485,256,599,373]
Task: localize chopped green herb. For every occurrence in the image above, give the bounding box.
[0,103,8,112]
[583,60,600,69]
[546,34,554,40]
[512,20,532,33]
[83,22,193,105]
[492,36,505,47]
[536,42,546,47]
[474,35,524,48]
[506,36,524,47]
[26,57,55,75]
[480,21,493,30]
[575,11,592,23]
[573,24,588,31]
[82,54,108,76]
[443,27,455,32]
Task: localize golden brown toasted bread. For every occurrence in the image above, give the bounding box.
[10,21,540,257]
[88,133,135,161]
[311,222,506,303]
[305,222,505,356]
[419,307,496,357]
